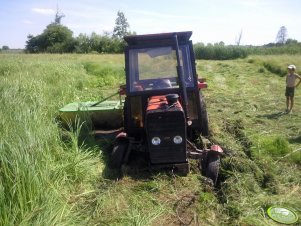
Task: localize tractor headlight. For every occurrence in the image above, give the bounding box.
[151,137,161,145]
[173,135,183,144]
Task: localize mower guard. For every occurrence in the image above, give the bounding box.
[58,100,123,129]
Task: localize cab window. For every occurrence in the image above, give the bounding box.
[128,45,193,92]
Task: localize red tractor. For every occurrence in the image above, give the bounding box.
[111,31,223,184]
[59,31,223,184]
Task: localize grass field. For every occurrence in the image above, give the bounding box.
[0,53,300,226]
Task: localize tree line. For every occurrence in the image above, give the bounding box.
[25,11,132,54]
[194,26,301,60]
[25,25,126,54]
[194,40,301,60]
[24,11,301,60]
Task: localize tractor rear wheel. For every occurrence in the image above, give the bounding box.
[110,141,128,169]
[200,96,209,136]
[205,153,220,185]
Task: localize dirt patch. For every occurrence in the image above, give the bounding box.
[159,192,200,226]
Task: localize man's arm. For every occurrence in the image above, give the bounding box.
[286,74,288,84]
[296,74,301,87]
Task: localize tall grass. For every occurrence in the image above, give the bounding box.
[0,54,103,225]
[194,44,248,60]
[248,54,301,76]
[193,43,301,60]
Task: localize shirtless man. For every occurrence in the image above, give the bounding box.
[285,64,301,113]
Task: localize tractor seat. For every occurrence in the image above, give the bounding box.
[154,79,172,89]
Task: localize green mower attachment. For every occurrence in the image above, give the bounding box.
[58,100,123,129]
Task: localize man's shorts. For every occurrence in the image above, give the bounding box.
[285,87,295,97]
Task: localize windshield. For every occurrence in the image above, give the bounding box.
[128,45,194,92]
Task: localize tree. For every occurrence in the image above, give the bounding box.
[113,11,129,39]
[75,33,91,53]
[235,30,243,46]
[2,45,9,50]
[286,38,298,45]
[25,34,40,52]
[26,23,75,53]
[54,5,65,24]
[42,23,75,52]
[276,26,288,45]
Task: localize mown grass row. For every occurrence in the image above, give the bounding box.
[198,56,301,225]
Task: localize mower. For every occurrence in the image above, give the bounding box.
[59,31,223,184]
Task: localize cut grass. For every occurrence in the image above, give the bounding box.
[0,53,300,225]
[197,56,301,225]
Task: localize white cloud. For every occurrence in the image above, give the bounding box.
[32,8,55,15]
[23,20,33,24]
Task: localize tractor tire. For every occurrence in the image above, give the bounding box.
[205,153,220,185]
[123,98,128,131]
[110,141,128,169]
[200,96,209,136]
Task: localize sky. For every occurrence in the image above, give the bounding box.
[0,0,301,49]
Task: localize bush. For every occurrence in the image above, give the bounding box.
[74,33,125,54]
[245,43,301,55]
[194,44,248,60]
[26,23,75,53]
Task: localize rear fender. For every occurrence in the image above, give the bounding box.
[119,84,126,95]
[115,132,128,142]
[201,144,223,174]
[209,144,223,155]
[114,132,132,163]
[197,78,207,89]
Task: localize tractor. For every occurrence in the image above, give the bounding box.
[59,31,223,184]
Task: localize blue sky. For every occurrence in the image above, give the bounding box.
[1,0,300,48]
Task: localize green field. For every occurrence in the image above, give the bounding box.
[0,53,300,226]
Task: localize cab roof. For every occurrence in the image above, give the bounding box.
[124,31,192,46]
